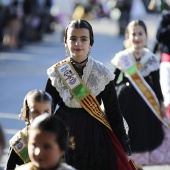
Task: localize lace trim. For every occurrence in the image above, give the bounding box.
[111,48,160,77]
[47,57,115,108]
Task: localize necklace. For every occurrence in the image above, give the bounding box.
[133,54,144,69]
[70,57,88,64]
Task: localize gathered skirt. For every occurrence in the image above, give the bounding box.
[55,105,132,170]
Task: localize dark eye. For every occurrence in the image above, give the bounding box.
[139,32,143,36]
[44,144,51,150]
[82,38,87,41]
[70,37,76,41]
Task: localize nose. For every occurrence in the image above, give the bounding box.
[34,147,41,156]
[134,35,139,40]
[75,39,81,45]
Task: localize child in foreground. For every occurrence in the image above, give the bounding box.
[16,113,76,170]
[5,90,53,170]
[46,19,136,170]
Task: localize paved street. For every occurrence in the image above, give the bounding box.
[0,14,170,169]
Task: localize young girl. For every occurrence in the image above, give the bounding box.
[45,19,137,170]
[4,90,53,170]
[156,10,170,119]
[16,113,75,170]
[111,20,170,166]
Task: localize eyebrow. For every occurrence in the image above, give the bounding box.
[70,35,88,38]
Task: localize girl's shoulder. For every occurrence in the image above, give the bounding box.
[10,127,27,144]
[111,49,127,66]
[143,48,154,55]
[115,49,127,57]
[143,48,159,61]
[91,57,112,73]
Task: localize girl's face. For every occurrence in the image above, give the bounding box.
[29,101,52,123]
[65,28,91,61]
[28,129,64,169]
[128,25,147,50]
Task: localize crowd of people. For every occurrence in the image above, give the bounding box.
[1,0,170,170]
[0,0,153,50]
[0,0,56,50]
[0,0,114,51]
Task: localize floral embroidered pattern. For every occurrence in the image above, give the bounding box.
[112,48,160,77]
[47,57,115,108]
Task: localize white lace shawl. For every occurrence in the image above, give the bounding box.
[47,56,115,108]
[111,48,160,77]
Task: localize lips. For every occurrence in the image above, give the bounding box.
[75,49,82,51]
[132,40,141,45]
[134,41,141,44]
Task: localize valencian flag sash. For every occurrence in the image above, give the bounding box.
[54,58,111,130]
[10,128,30,163]
[54,58,137,170]
[118,52,170,129]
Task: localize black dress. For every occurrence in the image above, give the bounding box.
[45,57,132,170]
[112,48,164,153]
[4,147,24,170]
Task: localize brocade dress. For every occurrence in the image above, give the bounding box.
[45,56,132,170]
[5,147,24,170]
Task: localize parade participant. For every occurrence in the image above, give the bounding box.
[45,19,137,170]
[111,20,170,166]
[156,10,170,119]
[4,90,53,170]
[16,113,75,170]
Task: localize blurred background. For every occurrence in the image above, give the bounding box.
[0,0,170,169]
[0,0,165,50]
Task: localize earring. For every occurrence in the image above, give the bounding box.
[20,107,29,122]
[66,47,69,57]
[87,47,91,56]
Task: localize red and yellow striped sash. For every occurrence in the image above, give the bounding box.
[119,54,170,128]
[54,58,112,130]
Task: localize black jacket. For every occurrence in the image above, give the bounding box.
[156,11,170,54]
[4,147,24,170]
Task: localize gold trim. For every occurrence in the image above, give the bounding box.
[10,128,30,163]
[119,52,170,128]
[54,58,112,130]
